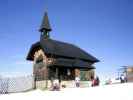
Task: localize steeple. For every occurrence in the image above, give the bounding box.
[39,12,52,39]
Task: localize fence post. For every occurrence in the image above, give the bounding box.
[6,78,9,94]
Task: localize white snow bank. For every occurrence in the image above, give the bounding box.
[0,83,133,100]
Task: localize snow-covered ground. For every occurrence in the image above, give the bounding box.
[0,83,133,100]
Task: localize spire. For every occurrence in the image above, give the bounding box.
[39,12,52,39]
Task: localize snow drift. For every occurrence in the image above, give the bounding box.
[0,83,133,100]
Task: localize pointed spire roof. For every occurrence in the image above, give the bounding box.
[39,12,52,32]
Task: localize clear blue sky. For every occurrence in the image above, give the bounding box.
[0,0,133,80]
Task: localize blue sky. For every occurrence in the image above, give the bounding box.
[0,0,133,80]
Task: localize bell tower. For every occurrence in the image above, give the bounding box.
[39,12,52,39]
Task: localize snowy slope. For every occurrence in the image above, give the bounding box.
[0,83,133,100]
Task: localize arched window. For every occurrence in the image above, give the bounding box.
[36,55,43,64]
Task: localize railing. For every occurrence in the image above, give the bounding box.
[0,75,34,94]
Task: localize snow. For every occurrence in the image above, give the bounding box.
[0,83,133,100]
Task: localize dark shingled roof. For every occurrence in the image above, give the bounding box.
[52,58,95,69]
[26,11,99,69]
[26,39,99,63]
